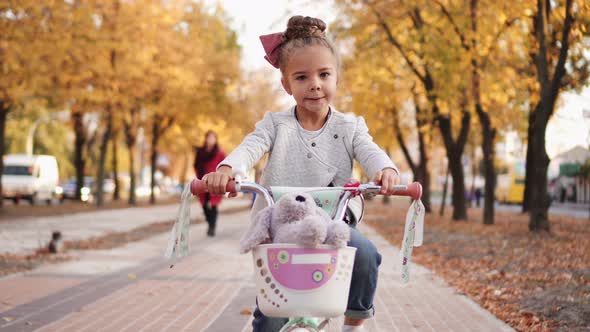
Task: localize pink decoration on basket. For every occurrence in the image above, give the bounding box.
[268,247,338,290]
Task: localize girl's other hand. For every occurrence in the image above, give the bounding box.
[372,168,400,195]
[202,166,233,195]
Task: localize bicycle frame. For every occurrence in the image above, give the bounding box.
[187,179,423,331]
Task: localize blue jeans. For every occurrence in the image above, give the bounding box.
[252,226,382,332]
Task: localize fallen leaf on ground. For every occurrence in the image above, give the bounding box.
[365,200,589,332]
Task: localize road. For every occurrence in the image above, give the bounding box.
[432,197,589,219]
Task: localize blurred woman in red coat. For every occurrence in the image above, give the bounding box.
[194,130,226,236]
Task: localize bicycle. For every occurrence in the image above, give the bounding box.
[169,178,424,332]
[190,179,423,332]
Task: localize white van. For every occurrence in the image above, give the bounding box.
[2,154,60,204]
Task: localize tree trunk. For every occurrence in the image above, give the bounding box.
[437,107,470,220]
[129,146,136,205]
[150,120,160,205]
[467,0,497,224]
[472,52,497,224]
[477,105,496,224]
[72,111,86,201]
[112,129,120,201]
[449,149,467,220]
[522,109,535,213]
[528,102,551,231]
[124,120,137,206]
[440,166,450,216]
[416,152,431,212]
[415,108,432,212]
[527,0,573,231]
[468,142,476,209]
[0,103,8,207]
[95,107,112,207]
[392,102,432,212]
[108,26,119,201]
[425,76,469,221]
[468,175,474,209]
[149,115,173,204]
[127,139,137,205]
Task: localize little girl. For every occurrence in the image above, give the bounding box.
[203,16,400,332]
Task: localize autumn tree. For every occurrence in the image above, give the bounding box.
[43,0,106,202]
[336,35,435,212]
[142,3,241,204]
[2,0,246,207]
[432,0,533,224]
[336,0,471,220]
[0,2,55,205]
[524,0,590,231]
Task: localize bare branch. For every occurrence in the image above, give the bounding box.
[480,17,519,69]
[392,106,417,173]
[534,0,550,87]
[158,116,175,136]
[550,0,574,102]
[362,0,427,84]
[456,109,471,150]
[433,0,470,50]
[431,24,459,47]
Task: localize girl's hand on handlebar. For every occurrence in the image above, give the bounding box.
[373,168,401,195]
[202,166,234,196]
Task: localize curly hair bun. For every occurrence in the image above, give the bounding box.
[284,16,327,40]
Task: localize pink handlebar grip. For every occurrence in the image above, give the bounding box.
[393,182,422,200]
[190,178,237,196]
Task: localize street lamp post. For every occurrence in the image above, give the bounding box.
[26,117,47,155]
[25,111,70,155]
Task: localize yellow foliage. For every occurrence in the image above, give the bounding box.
[1,0,253,180]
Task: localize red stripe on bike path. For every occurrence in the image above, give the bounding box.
[0,256,167,332]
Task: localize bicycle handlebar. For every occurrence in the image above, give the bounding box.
[190,178,422,200]
[190,178,237,195]
[392,182,422,200]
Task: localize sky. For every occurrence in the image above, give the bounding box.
[546,86,590,158]
[205,0,337,71]
[207,0,590,160]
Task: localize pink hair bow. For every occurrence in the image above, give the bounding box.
[260,32,285,69]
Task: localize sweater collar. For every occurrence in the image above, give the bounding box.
[291,105,333,131]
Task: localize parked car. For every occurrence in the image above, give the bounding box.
[60,176,95,202]
[60,177,116,202]
[2,154,60,205]
[135,184,160,198]
[102,178,115,195]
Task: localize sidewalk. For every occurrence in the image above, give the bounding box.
[0,203,514,332]
[0,196,251,255]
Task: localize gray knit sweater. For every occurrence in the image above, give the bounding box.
[219,106,398,216]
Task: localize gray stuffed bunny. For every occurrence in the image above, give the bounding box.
[239,192,351,253]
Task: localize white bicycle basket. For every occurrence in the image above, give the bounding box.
[252,244,357,318]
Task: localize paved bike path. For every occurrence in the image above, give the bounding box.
[0,202,514,331]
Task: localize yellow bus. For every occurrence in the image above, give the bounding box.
[495,161,525,204]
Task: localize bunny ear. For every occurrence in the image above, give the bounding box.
[239,206,272,254]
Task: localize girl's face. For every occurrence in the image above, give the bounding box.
[281,44,338,116]
[205,133,216,148]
